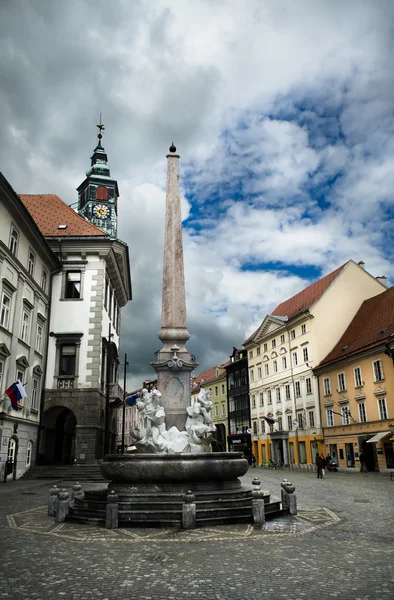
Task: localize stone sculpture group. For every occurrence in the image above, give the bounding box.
[131,387,216,454]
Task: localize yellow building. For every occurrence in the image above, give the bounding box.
[315,286,394,472]
[244,260,386,466]
[190,364,228,451]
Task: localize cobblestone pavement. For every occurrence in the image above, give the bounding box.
[0,468,393,600]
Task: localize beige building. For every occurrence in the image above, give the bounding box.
[244,260,386,466]
[315,286,394,472]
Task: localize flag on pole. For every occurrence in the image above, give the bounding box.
[263,416,276,426]
[5,380,27,410]
[125,392,140,407]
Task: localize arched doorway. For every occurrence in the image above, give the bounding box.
[5,436,18,481]
[41,407,77,465]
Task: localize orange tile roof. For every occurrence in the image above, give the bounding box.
[19,194,108,237]
[317,286,394,367]
[272,263,347,319]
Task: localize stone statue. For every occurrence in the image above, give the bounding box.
[185,388,216,452]
[131,386,216,454]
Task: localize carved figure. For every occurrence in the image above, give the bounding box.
[134,388,168,453]
[186,388,216,448]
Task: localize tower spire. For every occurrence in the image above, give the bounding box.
[96,113,105,145]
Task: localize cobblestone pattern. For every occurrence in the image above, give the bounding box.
[0,469,393,599]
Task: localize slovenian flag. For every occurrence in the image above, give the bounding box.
[5,380,27,410]
[263,416,276,426]
[125,392,140,407]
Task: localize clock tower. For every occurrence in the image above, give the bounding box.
[77,118,119,238]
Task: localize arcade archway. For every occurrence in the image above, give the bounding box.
[40,406,77,465]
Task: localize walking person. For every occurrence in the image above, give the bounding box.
[359,451,367,473]
[251,454,256,468]
[316,452,324,478]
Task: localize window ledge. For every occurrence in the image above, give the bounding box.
[60,298,84,302]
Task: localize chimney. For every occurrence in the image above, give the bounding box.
[357,261,365,270]
[376,276,388,288]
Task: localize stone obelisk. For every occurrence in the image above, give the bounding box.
[151,144,197,431]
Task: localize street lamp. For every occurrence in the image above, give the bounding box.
[121,353,129,454]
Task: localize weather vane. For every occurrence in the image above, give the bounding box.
[96,113,105,141]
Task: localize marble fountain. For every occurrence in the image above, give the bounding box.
[69,145,286,528]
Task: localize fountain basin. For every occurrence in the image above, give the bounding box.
[100,452,248,484]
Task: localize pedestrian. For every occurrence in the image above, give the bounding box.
[359,451,367,473]
[315,453,324,478]
[321,454,326,478]
[251,454,256,468]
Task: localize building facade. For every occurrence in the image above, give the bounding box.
[315,286,394,472]
[226,347,251,455]
[0,173,59,480]
[244,260,386,466]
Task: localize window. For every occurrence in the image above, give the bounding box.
[264,364,269,376]
[59,344,76,375]
[215,386,218,397]
[295,381,301,397]
[378,398,388,420]
[303,347,309,363]
[342,407,350,425]
[41,270,48,293]
[282,356,287,370]
[373,360,384,382]
[292,351,298,366]
[272,339,276,348]
[297,412,304,428]
[287,415,292,430]
[0,359,3,393]
[249,350,253,359]
[263,343,267,352]
[280,334,285,344]
[359,403,367,423]
[326,409,334,427]
[215,405,219,417]
[27,251,35,276]
[256,347,261,356]
[253,421,257,435]
[252,395,256,408]
[285,384,291,400]
[108,288,113,316]
[221,403,225,416]
[257,367,262,379]
[105,279,109,310]
[65,271,81,299]
[261,419,266,433]
[9,225,19,255]
[277,417,283,431]
[290,329,296,339]
[353,367,362,387]
[273,360,278,373]
[26,441,33,467]
[308,410,315,427]
[221,384,225,395]
[0,291,11,329]
[276,388,281,403]
[259,393,264,406]
[301,324,306,334]
[35,322,43,353]
[337,372,346,392]
[306,377,312,394]
[323,377,331,396]
[20,308,31,343]
[249,369,254,383]
[31,377,40,410]
[267,390,272,404]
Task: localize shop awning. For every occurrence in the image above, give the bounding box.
[366,431,390,443]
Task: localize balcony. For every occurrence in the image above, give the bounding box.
[57,377,75,389]
[109,383,124,407]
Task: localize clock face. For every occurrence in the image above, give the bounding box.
[94,204,110,219]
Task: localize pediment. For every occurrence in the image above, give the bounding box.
[270,351,278,359]
[0,342,11,358]
[354,391,366,401]
[254,315,287,343]
[285,408,292,414]
[373,386,386,397]
[279,347,287,355]
[263,355,269,362]
[33,365,43,375]
[338,395,349,405]
[16,355,29,368]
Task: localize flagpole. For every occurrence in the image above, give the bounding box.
[121,353,129,454]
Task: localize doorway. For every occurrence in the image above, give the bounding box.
[360,439,377,471]
[298,441,306,463]
[345,443,355,467]
[41,407,76,464]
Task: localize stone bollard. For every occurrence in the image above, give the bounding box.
[284,482,297,515]
[70,482,82,502]
[251,478,266,524]
[48,485,59,517]
[182,490,196,529]
[106,491,119,529]
[280,479,290,510]
[55,489,70,522]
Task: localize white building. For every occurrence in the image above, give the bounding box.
[0,173,59,480]
[244,260,386,466]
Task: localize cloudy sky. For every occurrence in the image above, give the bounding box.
[1,0,394,389]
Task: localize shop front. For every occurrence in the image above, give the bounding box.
[227,433,252,457]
